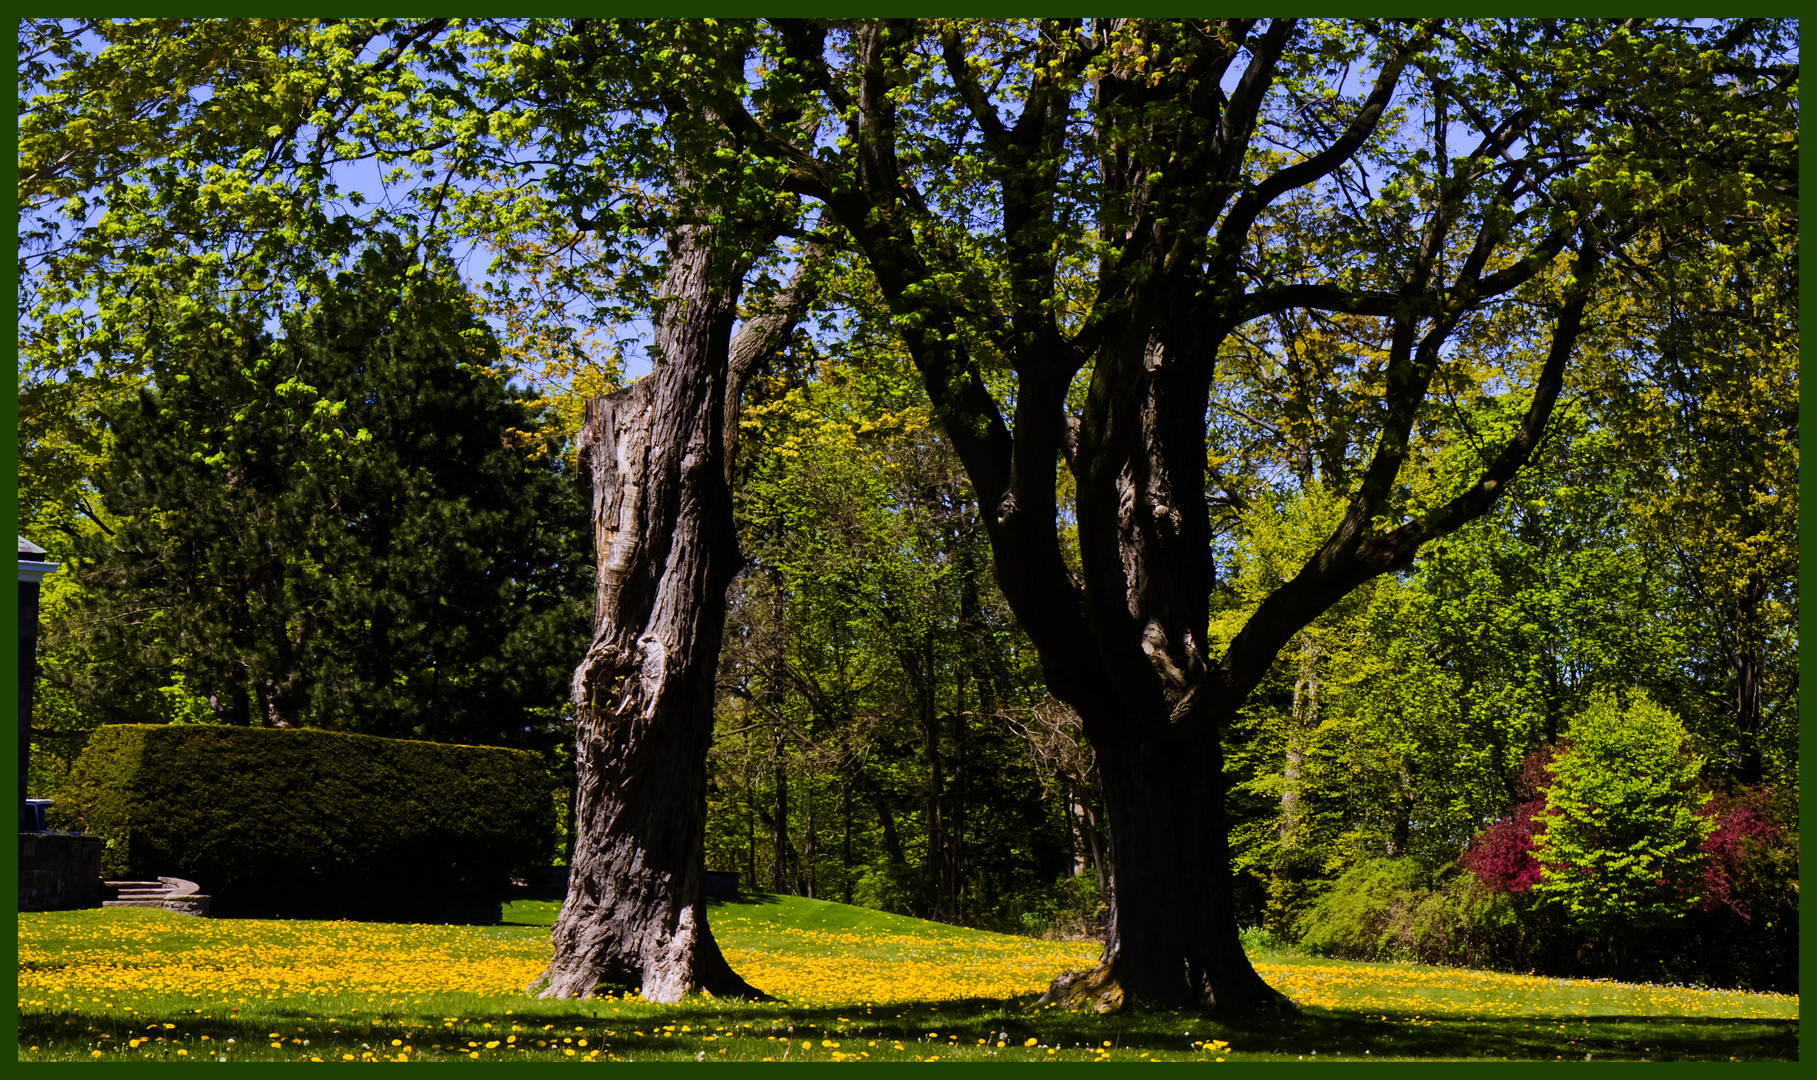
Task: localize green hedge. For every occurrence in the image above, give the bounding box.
[49,724,554,921]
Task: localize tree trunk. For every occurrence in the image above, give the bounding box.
[915,635,948,920]
[801,775,816,898]
[771,733,791,893]
[1064,780,1086,878]
[1268,636,1317,933]
[745,785,756,886]
[1042,732,1285,1012]
[1733,579,1765,786]
[1387,767,1413,859]
[210,684,251,727]
[841,764,854,905]
[945,707,967,922]
[852,761,908,868]
[534,226,817,1000]
[535,225,768,1003]
[1068,775,1108,898]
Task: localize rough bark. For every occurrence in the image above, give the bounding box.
[534,226,813,1002]
[1041,734,1282,1012]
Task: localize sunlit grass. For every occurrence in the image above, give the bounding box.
[18,894,1798,1062]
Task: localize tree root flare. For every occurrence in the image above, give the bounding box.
[1037,964,1300,1015]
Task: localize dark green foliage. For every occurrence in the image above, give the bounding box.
[47,724,555,920]
[64,310,336,730]
[291,243,590,745]
[60,240,590,744]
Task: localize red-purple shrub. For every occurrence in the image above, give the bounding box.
[1697,787,1784,919]
[1462,799,1545,893]
[1461,744,1560,894]
[1514,743,1560,802]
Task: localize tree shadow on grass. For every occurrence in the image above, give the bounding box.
[1180,1005,1797,1062]
[705,890,783,907]
[19,992,1796,1062]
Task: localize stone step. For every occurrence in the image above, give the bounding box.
[97,876,210,916]
[158,876,202,898]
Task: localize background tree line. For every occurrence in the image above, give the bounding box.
[21,242,594,779]
[22,212,1796,991]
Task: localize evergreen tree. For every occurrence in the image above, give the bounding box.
[70,312,336,729]
[65,241,590,745]
[297,244,591,746]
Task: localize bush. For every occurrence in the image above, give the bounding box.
[1531,692,1712,971]
[1238,924,1287,953]
[1010,874,1104,940]
[1456,769,1799,990]
[1676,785,1800,993]
[851,862,924,917]
[1293,858,1551,972]
[49,724,554,920]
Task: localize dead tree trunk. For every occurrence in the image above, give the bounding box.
[534,226,814,1002]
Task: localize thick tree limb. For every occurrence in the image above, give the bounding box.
[1171,245,1604,743]
[722,242,826,484]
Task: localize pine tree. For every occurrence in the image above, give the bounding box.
[68,241,590,744]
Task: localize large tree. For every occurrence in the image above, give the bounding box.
[21,17,1793,1012]
[652,17,1794,1009]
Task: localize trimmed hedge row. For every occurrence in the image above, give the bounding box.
[49,724,554,921]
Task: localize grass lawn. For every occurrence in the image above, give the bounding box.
[18,893,1797,1062]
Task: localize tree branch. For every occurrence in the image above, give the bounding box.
[1213,20,1437,257]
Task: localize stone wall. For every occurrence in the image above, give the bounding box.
[19,832,103,911]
